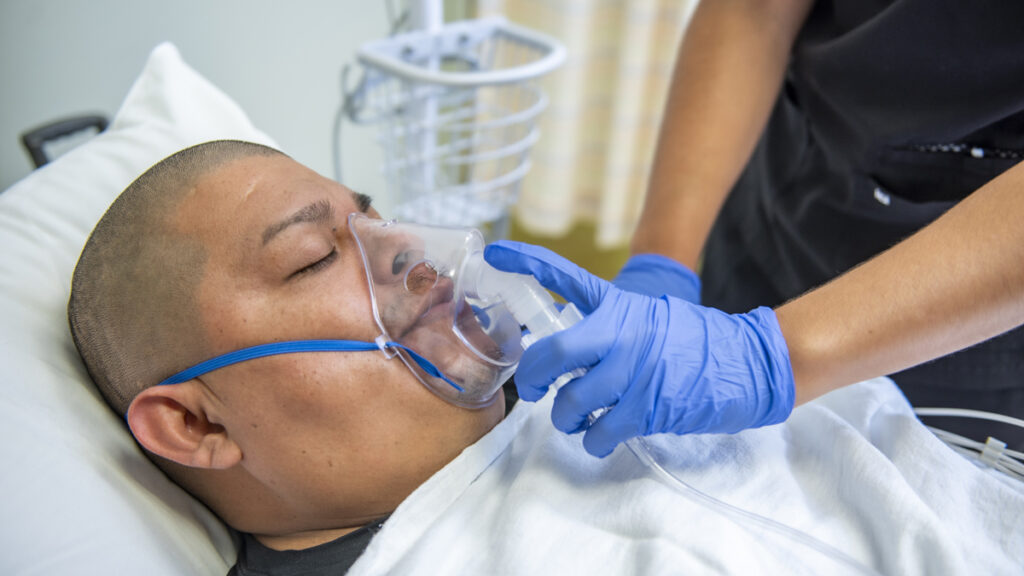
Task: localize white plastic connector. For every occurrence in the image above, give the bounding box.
[375,333,399,358]
[980,436,1007,467]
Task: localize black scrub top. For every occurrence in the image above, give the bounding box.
[700,0,1024,447]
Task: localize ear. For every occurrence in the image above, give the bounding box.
[127,382,242,470]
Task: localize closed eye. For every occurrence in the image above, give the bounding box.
[290,247,338,279]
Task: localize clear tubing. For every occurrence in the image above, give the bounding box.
[463,257,883,575]
[913,407,1024,430]
[913,407,1024,482]
[625,436,882,575]
[922,426,1024,481]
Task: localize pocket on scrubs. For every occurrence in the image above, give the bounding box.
[872,145,1022,203]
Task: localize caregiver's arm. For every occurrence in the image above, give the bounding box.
[485,161,1024,457]
[630,0,814,270]
[777,159,1024,404]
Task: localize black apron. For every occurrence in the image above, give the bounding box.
[701,0,1024,448]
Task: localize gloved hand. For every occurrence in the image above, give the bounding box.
[485,241,795,458]
[613,253,701,303]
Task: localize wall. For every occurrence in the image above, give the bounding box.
[0,0,391,211]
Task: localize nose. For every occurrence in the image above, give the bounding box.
[403,259,439,294]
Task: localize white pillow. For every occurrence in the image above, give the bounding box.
[0,42,278,575]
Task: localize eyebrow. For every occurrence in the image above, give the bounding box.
[262,199,336,246]
[260,192,373,246]
[353,191,373,212]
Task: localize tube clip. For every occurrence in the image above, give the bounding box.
[980,436,1007,466]
[375,333,399,358]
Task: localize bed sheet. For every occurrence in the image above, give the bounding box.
[350,377,1024,575]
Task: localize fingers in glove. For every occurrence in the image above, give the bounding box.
[514,316,614,401]
[550,360,625,434]
[484,241,610,314]
[614,253,701,303]
[581,394,650,458]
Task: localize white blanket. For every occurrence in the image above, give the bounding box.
[349,378,1024,575]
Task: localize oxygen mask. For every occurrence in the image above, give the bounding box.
[349,213,581,407]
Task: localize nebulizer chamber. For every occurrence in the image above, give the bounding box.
[460,253,583,347]
[349,213,580,408]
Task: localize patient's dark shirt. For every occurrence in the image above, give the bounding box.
[227,518,386,576]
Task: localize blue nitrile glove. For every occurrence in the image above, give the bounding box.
[613,253,701,303]
[485,241,795,458]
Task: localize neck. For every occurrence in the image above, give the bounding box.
[254,522,369,551]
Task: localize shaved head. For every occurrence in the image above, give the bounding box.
[69,140,286,414]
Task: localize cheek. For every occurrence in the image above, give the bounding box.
[276,351,404,402]
[211,342,504,513]
[216,344,440,443]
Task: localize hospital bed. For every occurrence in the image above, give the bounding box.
[1,43,1022,575]
[20,114,109,169]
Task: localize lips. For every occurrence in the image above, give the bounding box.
[397,276,456,339]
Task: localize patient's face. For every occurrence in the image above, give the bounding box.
[173,154,504,531]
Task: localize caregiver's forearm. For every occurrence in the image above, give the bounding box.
[776,159,1024,404]
[631,0,814,270]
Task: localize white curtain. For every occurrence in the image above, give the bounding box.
[477,0,697,248]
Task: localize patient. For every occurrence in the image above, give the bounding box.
[69,140,1023,576]
[68,140,506,572]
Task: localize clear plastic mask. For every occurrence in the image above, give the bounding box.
[348,212,522,407]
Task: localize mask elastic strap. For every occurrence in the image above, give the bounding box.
[156,339,464,392]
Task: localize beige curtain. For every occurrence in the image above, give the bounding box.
[476,0,697,248]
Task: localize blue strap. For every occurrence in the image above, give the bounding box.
[394,344,464,392]
[157,339,464,392]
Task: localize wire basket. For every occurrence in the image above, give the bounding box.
[346,16,565,238]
